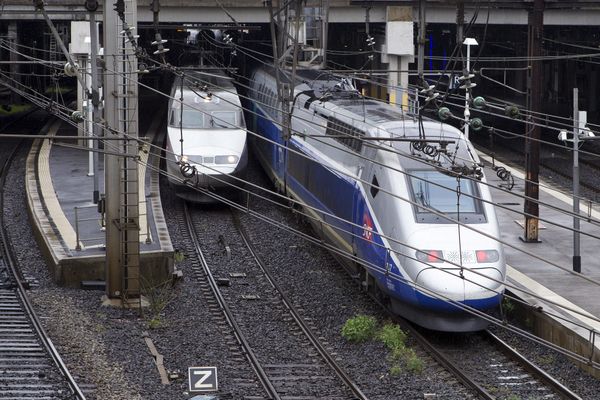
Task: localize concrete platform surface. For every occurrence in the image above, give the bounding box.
[480,150,600,375]
[26,108,173,288]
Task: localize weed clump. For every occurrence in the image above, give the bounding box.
[341,315,377,343]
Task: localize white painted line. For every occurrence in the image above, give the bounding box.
[38,122,81,251]
[507,265,600,349]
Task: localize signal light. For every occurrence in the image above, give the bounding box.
[476,250,499,263]
[416,250,444,263]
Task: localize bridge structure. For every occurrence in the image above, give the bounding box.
[0,1,600,24]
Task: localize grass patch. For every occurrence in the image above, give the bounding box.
[142,278,177,330]
[341,316,424,375]
[174,249,185,263]
[341,315,377,343]
[377,323,407,353]
[502,297,515,316]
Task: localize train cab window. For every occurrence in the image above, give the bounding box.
[408,170,486,224]
[210,111,237,128]
[169,108,205,129]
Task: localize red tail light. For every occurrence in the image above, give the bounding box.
[416,250,444,263]
[476,250,499,263]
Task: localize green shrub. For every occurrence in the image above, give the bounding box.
[341,315,377,342]
[405,349,424,374]
[390,364,402,376]
[502,297,515,315]
[377,322,407,353]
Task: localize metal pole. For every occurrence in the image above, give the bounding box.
[464,43,471,140]
[523,0,544,242]
[417,0,426,82]
[573,88,581,273]
[89,12,100,204]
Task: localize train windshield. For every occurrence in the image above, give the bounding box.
[169,108,240,129]
[408,170,486,224]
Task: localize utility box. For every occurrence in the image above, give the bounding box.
[69,21,91,55]
[385,21,414,56]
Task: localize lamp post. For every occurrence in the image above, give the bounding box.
[463,37,478,140]
[559,88,600,273]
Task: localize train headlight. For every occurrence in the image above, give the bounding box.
[215,155,239,164]
[415,250,444,263]
[475,250,499,263]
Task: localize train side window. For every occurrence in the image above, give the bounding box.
[370,175,379,198]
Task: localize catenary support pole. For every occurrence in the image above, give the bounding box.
[523,0,544,242]
[417,0,426,82]
[573,88,581,273]
[89,10,100,204]
[103,0,122,298]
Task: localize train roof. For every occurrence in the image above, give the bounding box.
[171,69,241,111]
[181,69,236,91]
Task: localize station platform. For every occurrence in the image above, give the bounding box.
[479,150,600,376]
[25,96,173,288]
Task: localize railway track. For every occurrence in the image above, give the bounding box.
[0,138,87,399]
[401,322,582,400]
[183,202,368,400]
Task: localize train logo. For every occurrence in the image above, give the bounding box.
[362,212,373,242]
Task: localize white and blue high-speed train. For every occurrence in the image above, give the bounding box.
[248,66,506,332]
[166,69,248,202]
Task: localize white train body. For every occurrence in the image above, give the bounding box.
[166,70,247,202]
[248,66,506,331]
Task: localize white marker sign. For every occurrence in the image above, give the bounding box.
[188,366,218,392]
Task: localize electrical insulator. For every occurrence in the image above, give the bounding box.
[137,62,149,74]
[472,96,486,109]
[64,62,79,77]
[71,110,85,123]
[152,33,170,55]
[438,107,452,121]
[366,35,375,47]
[85,0,98,12]
[504,105,520,118]
[469,118,483,131]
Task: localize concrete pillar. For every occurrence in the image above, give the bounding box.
[384,6,414,110]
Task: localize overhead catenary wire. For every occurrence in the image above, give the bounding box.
[2,4,596,314]
[5,3,600,366]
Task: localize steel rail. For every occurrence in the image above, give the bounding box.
[182,202,281,400]
[0,138,87,399]
[232,211,370,400]
[360,277,582,400]
[394,319,496,400]
[485,330,582,400]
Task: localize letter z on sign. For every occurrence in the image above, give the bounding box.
[188,366,218,392]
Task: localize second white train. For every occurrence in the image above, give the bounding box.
[165,69,248,202]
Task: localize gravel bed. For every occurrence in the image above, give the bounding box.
[489,323,600,399]
[5,115,598,399]
[236,155,474,399]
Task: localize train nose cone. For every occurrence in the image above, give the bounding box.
[415,268,466,303]
[463,267,505,302]
[415,266,504,311]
